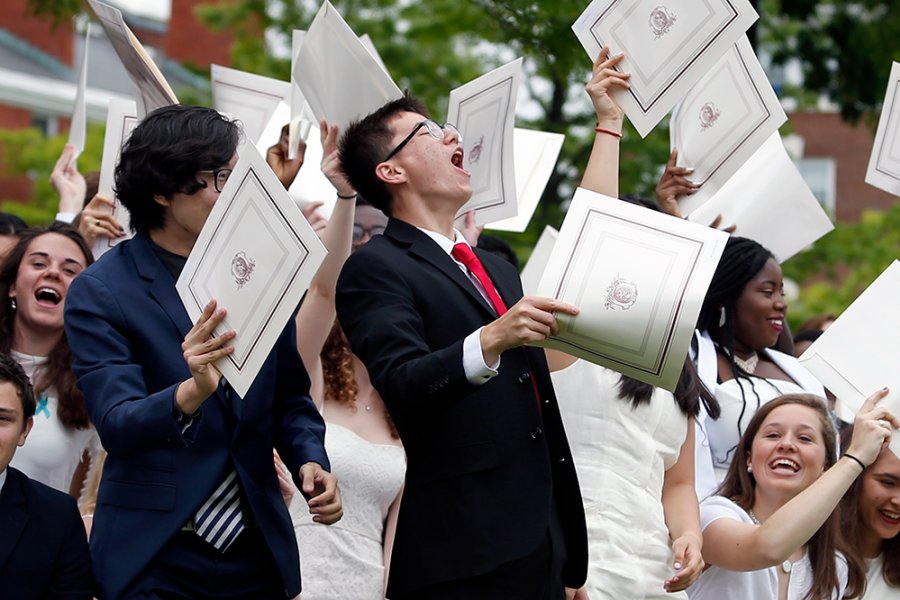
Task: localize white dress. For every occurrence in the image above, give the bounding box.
[552,361,689,600]
[863,555,900,599]
[291,421,406,600]
[9,350,99,493]
[688,496,848,600]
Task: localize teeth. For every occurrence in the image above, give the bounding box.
[769,319,783,326]
[883,511,900,519]
[36,287,60,300]
[771,458,799,471]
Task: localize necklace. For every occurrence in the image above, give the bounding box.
[730,349,759,374]
[747,509,793,573]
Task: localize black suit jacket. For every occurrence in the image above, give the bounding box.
[336,218,587,596]
[0,467,92,600]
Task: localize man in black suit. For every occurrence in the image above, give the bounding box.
[0,353,92,599]
[335,97,588,599]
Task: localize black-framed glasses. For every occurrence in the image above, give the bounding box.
[196,168,233,193]
[352,224,386,242]
[383,119,461,162]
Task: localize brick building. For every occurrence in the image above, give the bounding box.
[0,0,233,203]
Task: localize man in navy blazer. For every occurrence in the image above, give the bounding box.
[65,105,341,599]
[335,97,588,599]
[0,353,92,599]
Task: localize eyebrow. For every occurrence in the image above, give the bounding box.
[763,422,819,433]
[873,472,900,482]
[0,407,19,417]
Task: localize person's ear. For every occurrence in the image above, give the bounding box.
[153,194,171,208]
[17,416,33,447]
[375,161,407,186]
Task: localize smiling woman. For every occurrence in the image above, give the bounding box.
[693,236,828,498]
[0,222,98,496]
[687,391,897,600]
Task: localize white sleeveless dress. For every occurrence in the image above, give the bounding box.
[552,361,689,600]
[291,421,406,600]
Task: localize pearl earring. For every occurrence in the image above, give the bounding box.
[747,464,753,473]
[718,306,726,327]
[9,298,15,311]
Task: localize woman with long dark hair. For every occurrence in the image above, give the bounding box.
[0,222,96,495]
[840,443,900,598]
[688,392,893,600]
[693,236,826,498]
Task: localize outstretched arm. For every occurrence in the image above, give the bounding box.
[662,417,704,592]
[702,389,896,571]
[294,120,357,399]
[580,47,630,197]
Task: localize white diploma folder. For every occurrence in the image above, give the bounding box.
[671,35,786,215]
[487,128,565,233]
[688,133,833,263]
[92,98,138,260]
[176,140,327,398]
[67,22,90,160]
[447,58,523,227]
[799,261,900,455]
[211,65,291,147]
[520,225,559,296]
[536,188,728,391]
[87,0,178,119]
[865,62,900,196]
[294,1,402,132]
[288,30,315,160]
[572,0,758,138]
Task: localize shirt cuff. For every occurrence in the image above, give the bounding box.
[173,396,200,434]
[55,212,77,224]
[463,327,499,385]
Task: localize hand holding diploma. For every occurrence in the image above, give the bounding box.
[176,299,235,415]
[480,297,580,366]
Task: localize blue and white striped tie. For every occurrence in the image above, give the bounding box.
[195,470,245,552]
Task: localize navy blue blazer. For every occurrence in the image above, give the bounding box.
[64,232,328,600]
[336,219,587,596]
[0,467,92,600]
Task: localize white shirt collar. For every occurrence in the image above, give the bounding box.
[414,226,469,256]
[0,468,7,495]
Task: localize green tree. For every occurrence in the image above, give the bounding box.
[760,0,900,123]
[0,124,104,224]
[782,203,900,328]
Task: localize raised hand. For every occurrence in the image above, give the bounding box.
[177,299,235,414]
[50,143,87,214]
[586,46,631,130]
[267,124,306,190]
[847,388,898,467]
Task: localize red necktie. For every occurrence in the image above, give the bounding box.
[452,243,543,414]
[451,243,507,316]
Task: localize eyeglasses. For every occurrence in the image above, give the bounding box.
[196,168,233,193]
[383,119,461,162]
[352,224,386,242]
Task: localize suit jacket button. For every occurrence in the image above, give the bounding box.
[558,457,566,463]
[518,371,531,383]
[531,427,543,440]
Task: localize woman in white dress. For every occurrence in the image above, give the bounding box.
[840,444,900,598]
[287,121,405,599]
[0,222,98,495]
[548,48,713,598]
[688,391,893,600]
[692,236,827,498]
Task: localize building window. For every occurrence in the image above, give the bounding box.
[796,157,836,216]
[32,114,59,137]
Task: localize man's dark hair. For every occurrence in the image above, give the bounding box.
[115,104,240,233]
[0,353,36,421]
[0,213,27,236]
[338,95,429,216]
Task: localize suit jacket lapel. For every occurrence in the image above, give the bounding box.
[386,219,497,318]
[130,233,194,337]
[0,469,29,570]
[130,233,231,413]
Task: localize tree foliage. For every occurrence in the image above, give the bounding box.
[761,0,900,123]
[782,203,900,328]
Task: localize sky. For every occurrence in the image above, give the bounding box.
[108,0,171,20]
